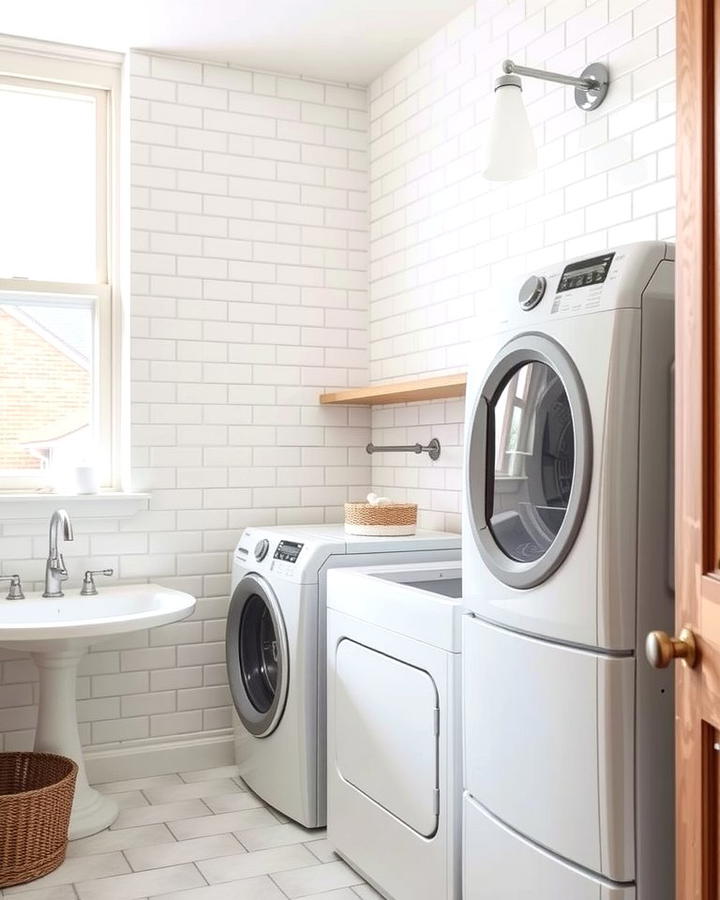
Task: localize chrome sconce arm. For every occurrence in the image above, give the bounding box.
[484,57,610,181]
[501,58,610,110]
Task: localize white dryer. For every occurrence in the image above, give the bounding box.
[227,524,460,828]
[327,561,463,900]
[461,242,675,898]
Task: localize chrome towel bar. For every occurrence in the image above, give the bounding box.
[365,438,441,461]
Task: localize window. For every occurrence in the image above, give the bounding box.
[0,45,119,491]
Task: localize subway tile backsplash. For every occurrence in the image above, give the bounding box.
[0,52,371,753]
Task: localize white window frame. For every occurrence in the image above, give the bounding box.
[0,40,123,492]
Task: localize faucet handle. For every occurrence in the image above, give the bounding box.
[80,569,114,596]
[0,575,25,601]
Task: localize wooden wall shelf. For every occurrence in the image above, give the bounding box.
[319,373,467,406]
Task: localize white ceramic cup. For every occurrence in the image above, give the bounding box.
[75,466,99,495]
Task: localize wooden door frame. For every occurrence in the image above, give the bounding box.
[676,0,720,894]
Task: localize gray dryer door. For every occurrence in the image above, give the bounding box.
[467,333,592,589]
[226,573,289,737]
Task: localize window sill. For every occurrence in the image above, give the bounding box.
[0,492,150,519]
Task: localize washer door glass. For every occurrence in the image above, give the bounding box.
[226,575,289,737]
[489,361,573,562]
[467,334,592,589]
[240,594,280,713]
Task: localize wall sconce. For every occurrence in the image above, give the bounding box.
[484,59,610,182]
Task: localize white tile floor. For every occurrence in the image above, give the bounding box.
[1,766,381,900]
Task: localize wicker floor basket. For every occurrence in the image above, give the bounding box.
[0,752,78,888]
[345,501,418,536]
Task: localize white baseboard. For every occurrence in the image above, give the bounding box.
[84,729,235,784]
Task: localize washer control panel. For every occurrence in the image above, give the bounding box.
[557,252,614,293]
[518,275,547,310]
[488,243,671,331]
[273,540,304,563]
[271,540,305,578]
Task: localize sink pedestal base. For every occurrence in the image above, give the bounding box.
[32,649,119,840]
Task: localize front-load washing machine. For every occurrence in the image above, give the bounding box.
[226,524,460,828]
[327,561,463,900]
[461,242,675,898]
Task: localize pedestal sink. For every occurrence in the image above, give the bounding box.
[0,584,195,839]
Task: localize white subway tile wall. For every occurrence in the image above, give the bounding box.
[0,0,677,753]
[368,0,676,532]
[0,52,370,752]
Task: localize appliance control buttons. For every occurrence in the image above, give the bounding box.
[254,539,269,561]
[518,275,547,310]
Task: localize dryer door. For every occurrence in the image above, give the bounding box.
[226,573,289,737]
[467,333,592,589]
[334,639,439,837]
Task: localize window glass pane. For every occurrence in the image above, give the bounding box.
[0,296,94,476]
[0,81,97,282]
[489,362,575,562]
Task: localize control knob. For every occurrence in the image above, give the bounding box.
[254,539,269,561]
[518,275,547,310]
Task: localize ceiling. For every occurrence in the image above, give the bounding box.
[0,0,472,84]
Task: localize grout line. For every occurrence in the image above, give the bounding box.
[303,838,329,863]
[190,860,210,887]
[197,797,215,815]
[267,871,294,899]
[163,821,180,843]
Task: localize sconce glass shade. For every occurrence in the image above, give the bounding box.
[483,74,537,182]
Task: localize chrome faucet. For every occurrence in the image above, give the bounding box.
[43,509,74,598]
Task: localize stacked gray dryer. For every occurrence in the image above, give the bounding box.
[461,242,675,898]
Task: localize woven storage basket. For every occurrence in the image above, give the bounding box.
[0,752,77,888]
[344,501,418,536]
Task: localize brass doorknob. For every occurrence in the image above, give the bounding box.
[645,626,697,669]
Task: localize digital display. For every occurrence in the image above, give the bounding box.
[274,541,304,563]
[557,252,615,293]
